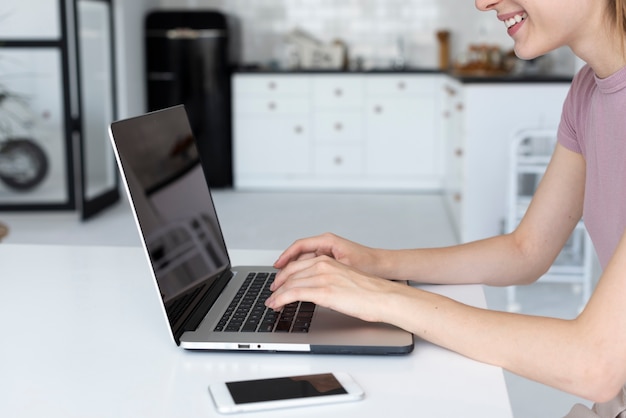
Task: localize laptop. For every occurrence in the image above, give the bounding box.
[108,105,414,355]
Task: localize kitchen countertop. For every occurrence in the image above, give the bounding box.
[234,66,441,74]
[233,66,573,83]
[450,71,572,83]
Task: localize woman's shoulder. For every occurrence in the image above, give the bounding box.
[557,65,595,153]
[569,64,597,97]
[574,63,595,80]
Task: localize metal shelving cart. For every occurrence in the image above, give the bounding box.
[505,129,594,313]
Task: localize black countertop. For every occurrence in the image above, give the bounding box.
[234,66,441,75]
[450,72,572,83]
[233,66,573,83]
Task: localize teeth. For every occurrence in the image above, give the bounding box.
[504,12,528,29]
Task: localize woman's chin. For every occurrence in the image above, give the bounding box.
[513,44,548,61]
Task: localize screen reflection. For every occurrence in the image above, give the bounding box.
[112,106,230,315]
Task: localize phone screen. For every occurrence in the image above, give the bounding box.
[226,373,348,404]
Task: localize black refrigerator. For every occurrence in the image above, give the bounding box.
[145,10,233,187]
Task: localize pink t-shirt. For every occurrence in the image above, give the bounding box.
[558,64,626,269]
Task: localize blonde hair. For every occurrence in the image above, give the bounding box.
[608,0,626,36]
[607,0,626,59]
[607,0,626,56]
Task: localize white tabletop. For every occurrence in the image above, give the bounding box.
[0,244,512,417]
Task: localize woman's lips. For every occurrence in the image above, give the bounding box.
[500,12,528,36]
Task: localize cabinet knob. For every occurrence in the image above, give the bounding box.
[455,148,463,157]
[397,81,406,90]
[374,105,383,114]
[454,193,462,202]
[268,101,276,111]
[334,122,343,131]
[334,88,343,97]
[443,111,451,118]
[333,156,343,165]
[268,81,276,90]
[455,103,464,111]
[294,125,303,134]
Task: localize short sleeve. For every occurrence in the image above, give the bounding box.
[557,65,595,155]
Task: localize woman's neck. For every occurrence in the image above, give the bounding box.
[574,32,626,78]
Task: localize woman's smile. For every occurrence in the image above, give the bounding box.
[501,11,528,36]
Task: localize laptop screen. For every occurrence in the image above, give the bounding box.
[110,105,230,326]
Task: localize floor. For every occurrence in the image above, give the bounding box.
[0,189,593,417]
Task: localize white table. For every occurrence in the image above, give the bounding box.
[0,244,512,417]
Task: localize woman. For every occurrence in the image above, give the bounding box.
[266,0,626,416]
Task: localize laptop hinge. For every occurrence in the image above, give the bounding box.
[173,269,233,344]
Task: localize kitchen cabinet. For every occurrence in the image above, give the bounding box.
[365,75,440,179]
[312,75,365,178]
[233,72,444,190]
[442,79,571,243]
[233,75,312,178]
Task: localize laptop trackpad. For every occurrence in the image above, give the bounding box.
[311,306,405,335]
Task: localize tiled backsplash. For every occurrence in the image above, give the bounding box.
[159,0,575,73]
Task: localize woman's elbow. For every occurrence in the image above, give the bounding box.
[511,261,552,286]
[507,232,557,285]
[585,381,623,404]
[580,361,625,403]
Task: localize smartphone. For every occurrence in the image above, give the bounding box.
[208,372,365,414]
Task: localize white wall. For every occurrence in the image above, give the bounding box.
[157,0,515,69]
[113,0,576,118]
[114,0,161,118]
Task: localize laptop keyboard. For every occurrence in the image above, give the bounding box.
[214,272,316,333]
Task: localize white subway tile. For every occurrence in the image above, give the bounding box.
[183,0,518,67]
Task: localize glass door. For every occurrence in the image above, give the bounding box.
[74,0,119,219]
[0,0,74,210]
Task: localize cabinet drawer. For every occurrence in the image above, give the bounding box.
[312,76,364,108]
[235,97,310,116]
[313,110,363,143]
[366,75,439,96]
[314,145,364,176]
[234,75,310,96]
